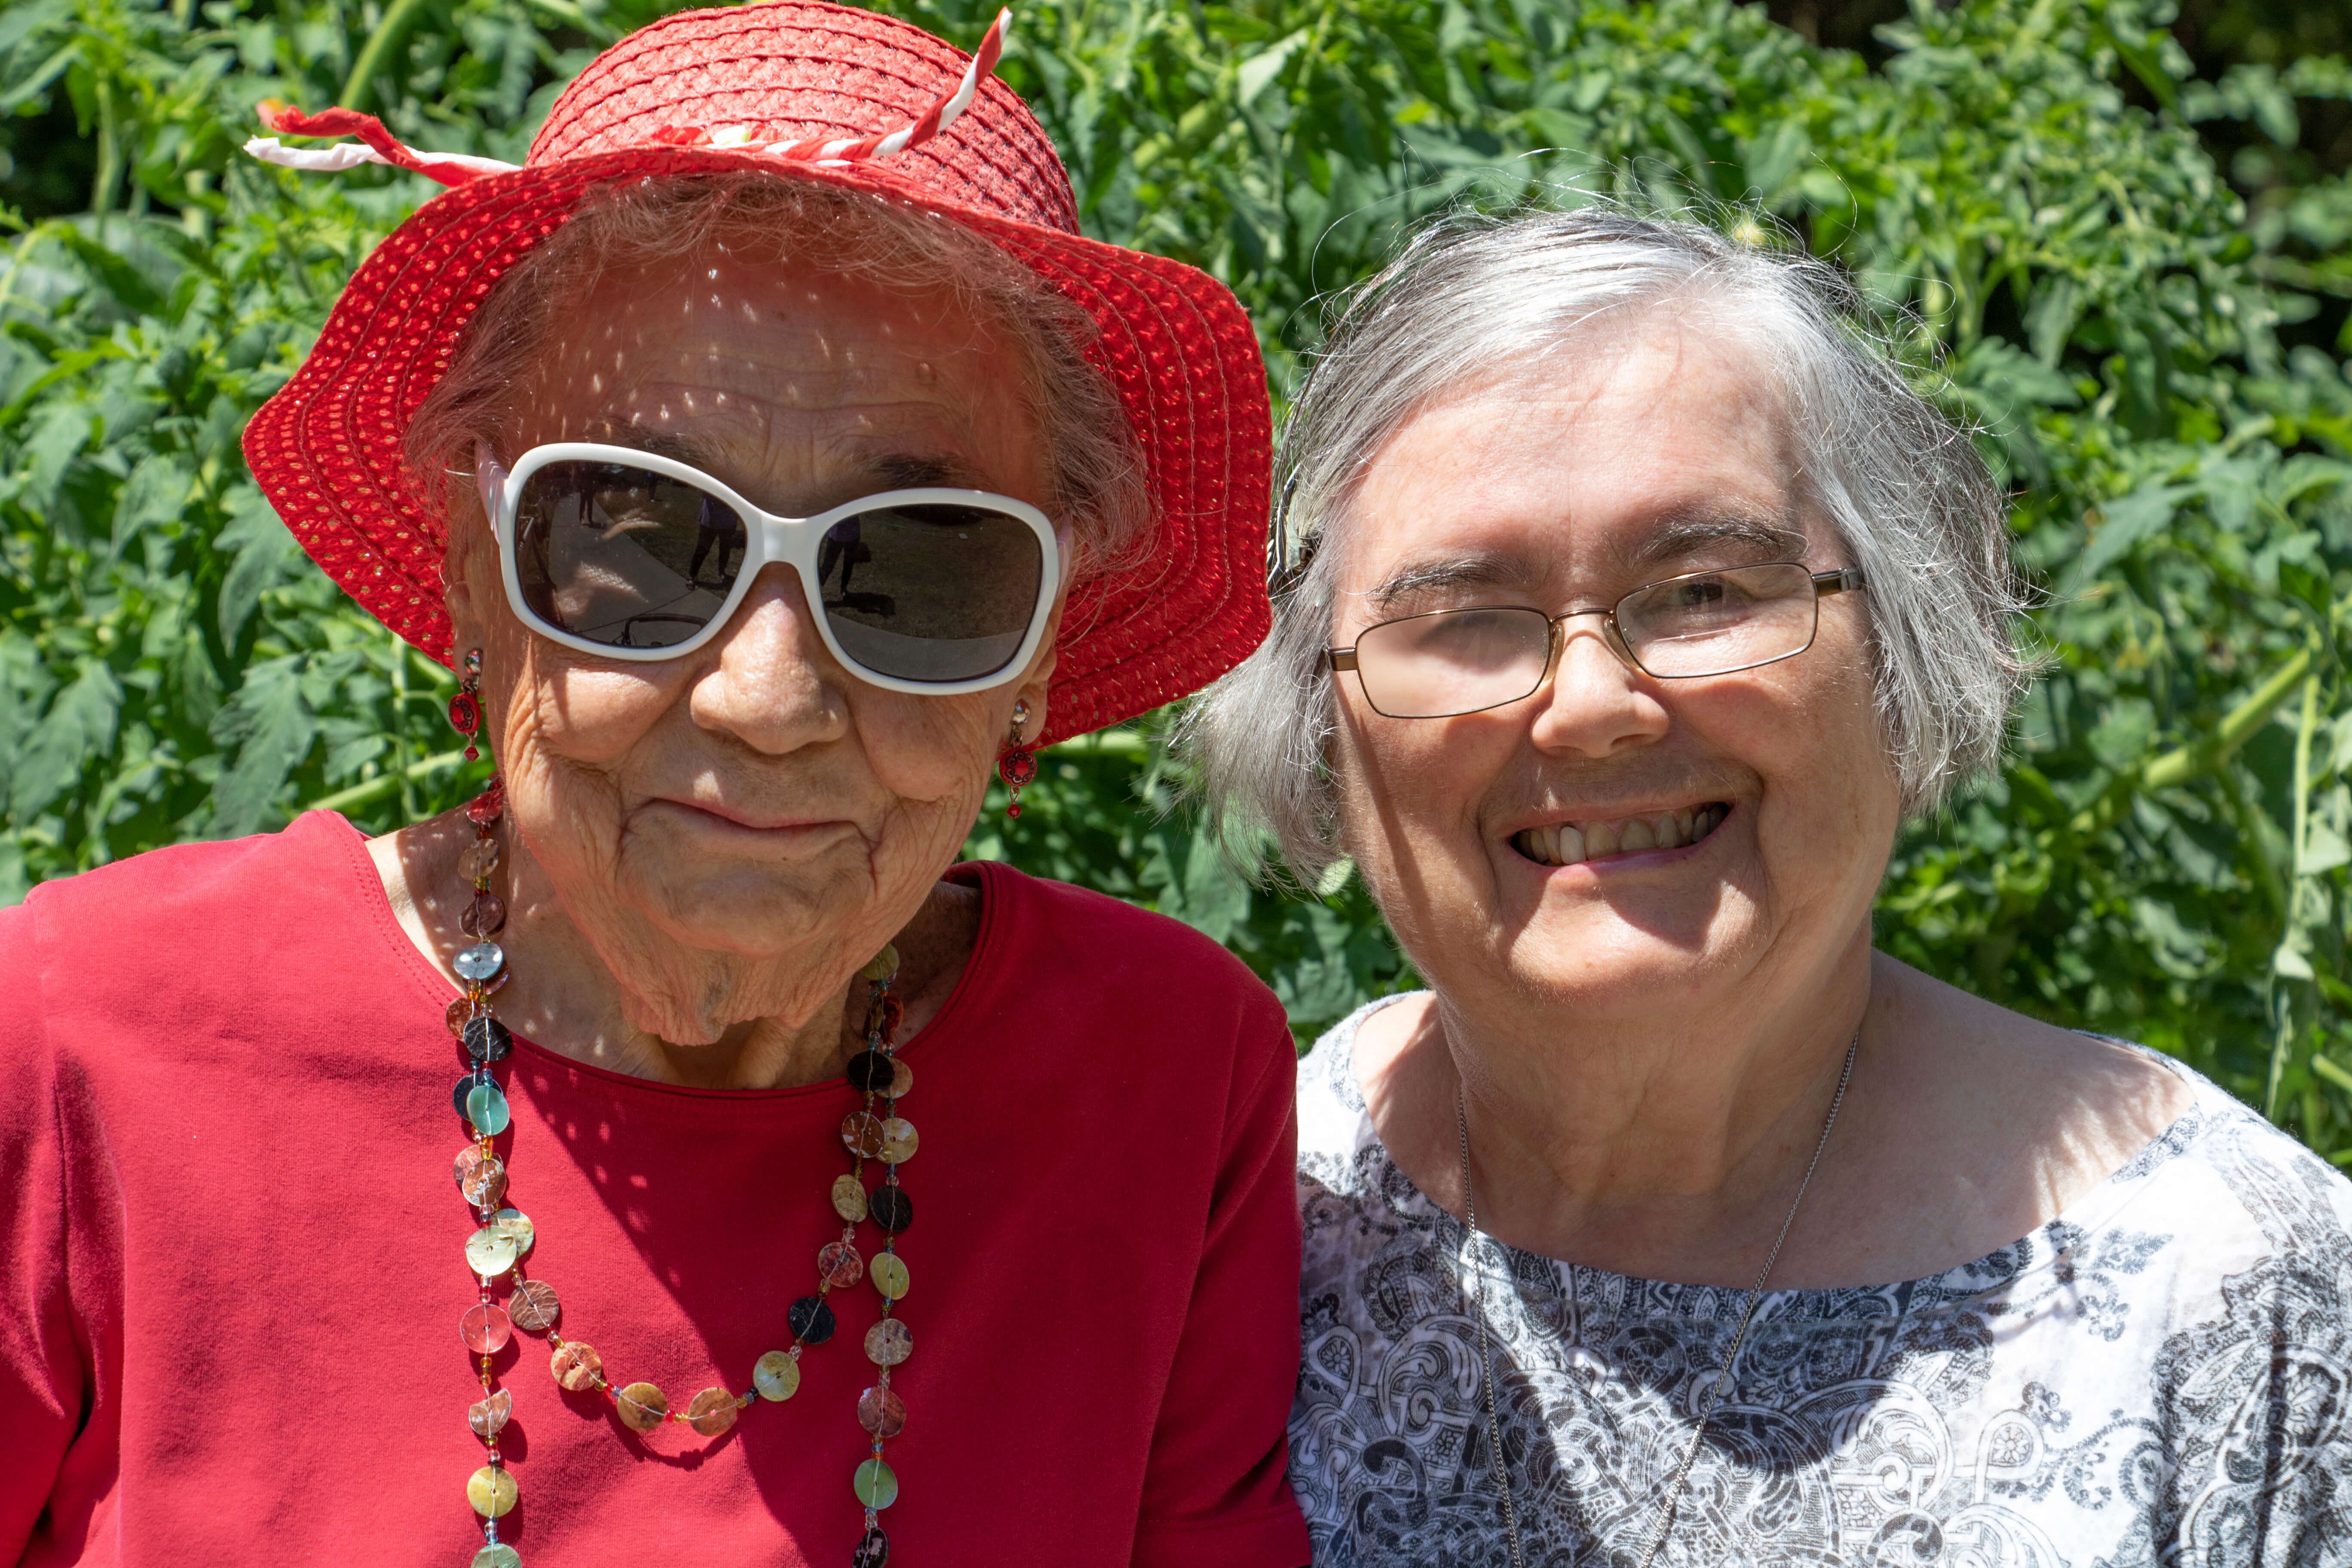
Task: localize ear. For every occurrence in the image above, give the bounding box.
[1007,535,1075,742]
[441,442,508,655]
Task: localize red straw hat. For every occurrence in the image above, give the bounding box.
[239,1,1270,743]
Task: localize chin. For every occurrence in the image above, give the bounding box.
[1500,903,1751,1011]
[640,868,862,956]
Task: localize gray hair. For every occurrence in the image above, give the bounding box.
[407,172,1148,584]
[1188,205,2033,883]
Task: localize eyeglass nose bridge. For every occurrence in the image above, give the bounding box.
[1535,605,1644,689]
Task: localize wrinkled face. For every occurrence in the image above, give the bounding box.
[444,241,1057,1035]
[1326,317,1901,1022]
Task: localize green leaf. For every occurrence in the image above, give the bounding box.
[1236,28,1307,107]
[215,487,302,645]
[11,660,122,821]
[208,656,318,837]
[2064,483,2186,592]
[2300,822,2352,877]
[1180,825,1252,946]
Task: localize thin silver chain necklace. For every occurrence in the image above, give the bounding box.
[1454,1031,1859,1568]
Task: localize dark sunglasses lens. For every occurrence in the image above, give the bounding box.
[817,504,1043,682]
[513,462,744,649]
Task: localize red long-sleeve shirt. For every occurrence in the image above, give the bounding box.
[0,811,1308,1567]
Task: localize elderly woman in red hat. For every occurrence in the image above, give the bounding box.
[0,8,1308,1568]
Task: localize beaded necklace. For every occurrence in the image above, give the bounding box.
[444,778,918,1568]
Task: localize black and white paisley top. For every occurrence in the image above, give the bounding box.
[1291,995,2352,1568]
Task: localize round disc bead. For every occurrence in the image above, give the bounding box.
[686,1386,740,1436]
[467,1465,518,1518]
[870,1253,910,1301]
[446,996,474,1036]
[888,1059,913,1099]
[508,1279,560,1334]
[852,1458,900,1510]
[859,947,900,982]
[459,838,502,882]
[879,1117,918,1164]
[844,1050,894,1093]
[465,1083,510,1139]
[489,1208,535,1255]
[615,1381,669,1432]
[830,1175,869,1223]
[787,1295,836,1346]
[864,1318,913,1367]
[462,892,508,940]
[550,1340,602,1391]
[852,1527,890,1568]
[465,1227,518,1279]
[472,1544,522,1568]
[857,1384,907,1438]
[753,1350,802,1401]
[818,1240,864,1289]
[867,1186,913,1234]
[460,1302,513,1354]
[455,942,505,982]
[840,1112,886,1158]
[463,1017,513,1063]
[454,1148,507,1207]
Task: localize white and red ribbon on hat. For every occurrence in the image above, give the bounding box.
[245,9,1011,188]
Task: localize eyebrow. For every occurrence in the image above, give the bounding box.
[1625,512,1808,570]
[867,451,989,491]
[1361,510,1807,616]
[1365,554,1545,614]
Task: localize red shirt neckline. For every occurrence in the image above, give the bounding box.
[318,808,1004,1109]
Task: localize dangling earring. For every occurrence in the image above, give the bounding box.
[449,648,485,763]
[998,698,1036,820]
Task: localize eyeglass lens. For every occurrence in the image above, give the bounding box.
[513,461,1044,681]
[1349,563,1823,717]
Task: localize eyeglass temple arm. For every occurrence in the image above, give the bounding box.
[1326,647,1359,671]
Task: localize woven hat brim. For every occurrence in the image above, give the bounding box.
[241,146,1271,745]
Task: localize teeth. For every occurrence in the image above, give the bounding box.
[1517,805,1727,867]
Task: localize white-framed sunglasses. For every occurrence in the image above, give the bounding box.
[474,441,1066,693]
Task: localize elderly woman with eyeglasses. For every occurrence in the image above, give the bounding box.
[1194,209,2352,1566]
[0,9,1314,1568]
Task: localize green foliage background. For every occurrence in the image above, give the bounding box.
[4,0,2351,1154]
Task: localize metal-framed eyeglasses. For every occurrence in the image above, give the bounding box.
[1325,561,1866,720]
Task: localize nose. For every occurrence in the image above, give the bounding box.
[688,563,852,754]
[1526,616,1670,757]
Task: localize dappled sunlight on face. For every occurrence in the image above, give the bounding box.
[1327,316,1901,1023]
[447,244,1056,1043]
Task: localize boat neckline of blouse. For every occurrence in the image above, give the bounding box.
[1319,990,2218,1317]
[330,808,1004,1110]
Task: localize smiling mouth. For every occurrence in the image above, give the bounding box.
[1510,803,1730,867]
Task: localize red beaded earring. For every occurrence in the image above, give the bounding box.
[997,698,1036,820]
[449,649,485,763]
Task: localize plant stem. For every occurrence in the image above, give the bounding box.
[343,0,434,113]
[311,748,474,818]
[2140,643,2315,793]
[91,78,123,214]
